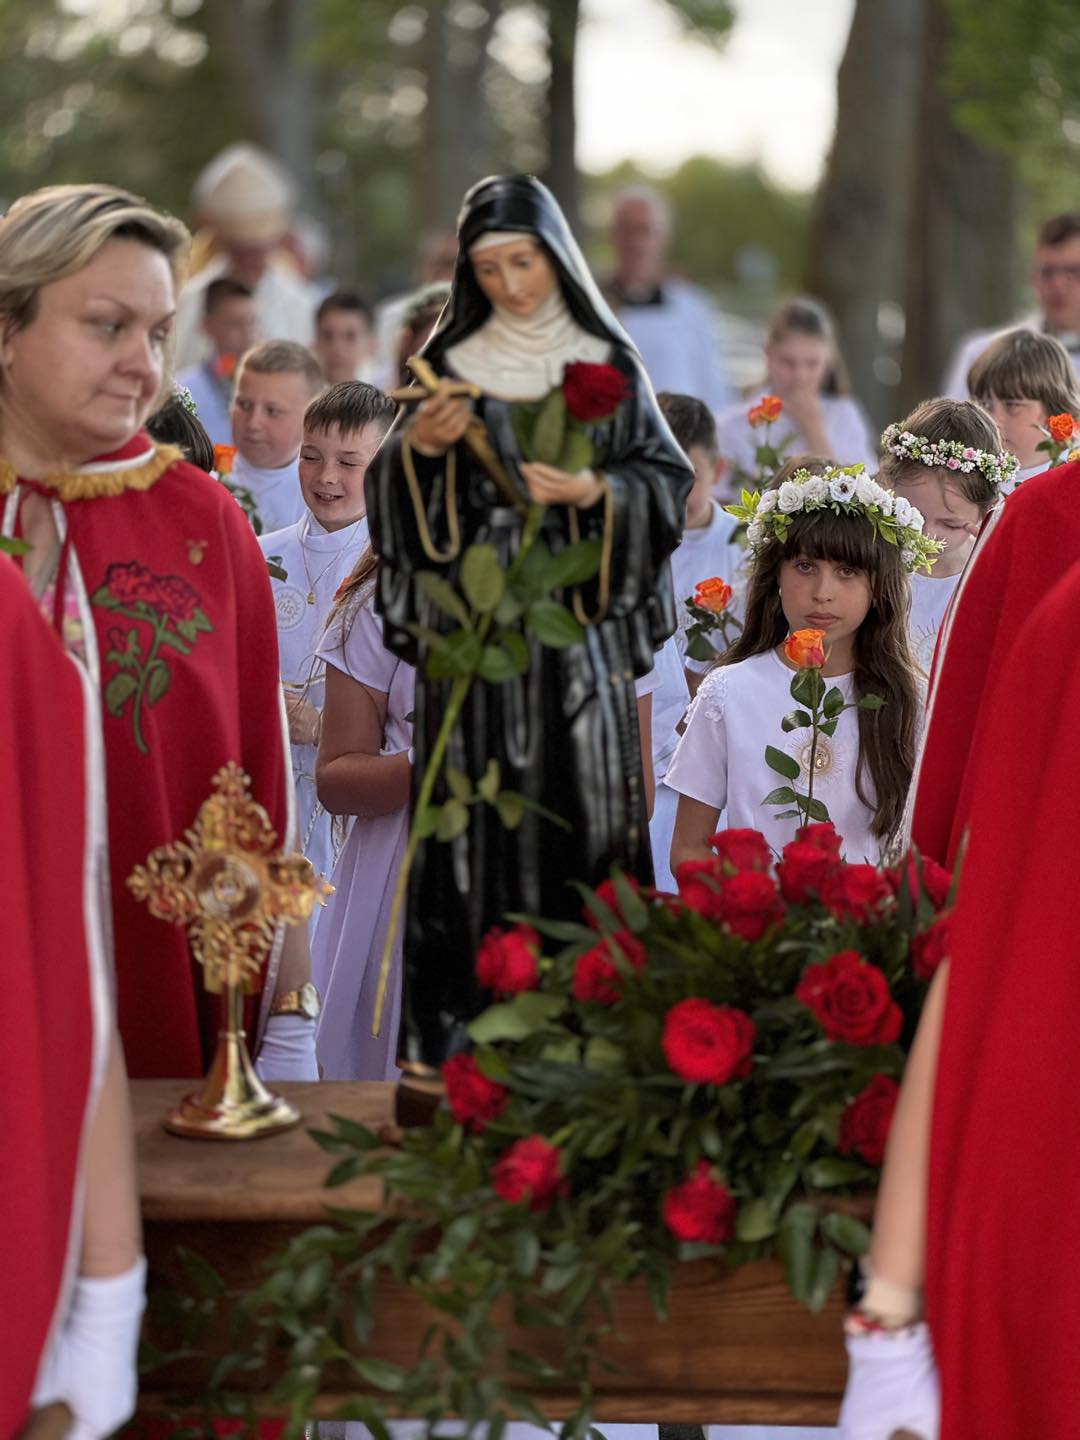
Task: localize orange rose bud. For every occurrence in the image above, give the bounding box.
[748,394,783,427]
[213,442,237,477]
[694,576,733,614]
[784,628,827,669]
[1048,413,1076,443]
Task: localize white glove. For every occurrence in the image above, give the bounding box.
[838,1322,940,1440]
[255,1011,318,1081]
[32,1257,146,1440]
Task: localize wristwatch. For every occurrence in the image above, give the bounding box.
[269,981,321,1020]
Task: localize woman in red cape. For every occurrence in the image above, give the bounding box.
[0,183,316,1080]
[2,559,144,1439]
[907,457,1080,866]
[841,559,1080,1437]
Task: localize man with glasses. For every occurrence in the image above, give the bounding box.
[943,211,1080,398]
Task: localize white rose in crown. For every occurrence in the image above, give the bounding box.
[777,480,803,514]
[757,489,779,514]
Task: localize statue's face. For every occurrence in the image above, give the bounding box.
[469,237,558,319]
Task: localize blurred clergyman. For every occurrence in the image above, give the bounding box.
[943,211,1080,397]
[173,143,321,370]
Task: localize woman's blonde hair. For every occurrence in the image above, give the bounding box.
[0,183,190,337]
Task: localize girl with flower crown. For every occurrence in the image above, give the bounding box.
[667,466,931,866]
[879,398,1014,673]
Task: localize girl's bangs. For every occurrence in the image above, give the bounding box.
[779,508,884,572]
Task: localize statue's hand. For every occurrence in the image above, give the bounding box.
[520,462,604,509]
[411,392,473,455]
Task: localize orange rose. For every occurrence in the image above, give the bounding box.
[1048,413,1076,443]
[213,443,237,477]
[784,628,826,669]
[748,394,783,428]
[694,576,733,614]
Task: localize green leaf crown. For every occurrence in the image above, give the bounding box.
[725,463,944,576]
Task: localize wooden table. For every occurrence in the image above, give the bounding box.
[136,1079,852,1425]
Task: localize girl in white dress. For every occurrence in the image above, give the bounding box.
[715,298,877,492]
[667,467,930,868]
[311,549,416,1080]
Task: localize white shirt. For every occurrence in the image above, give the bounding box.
[716,390,878,478]
[665,648,880,863]
[633,637,690,782]
[908,570,962,676]
[232,452,306,537]
[1003,459,1051,497]
[173,256,321,371]
[176,361,233,447]
[614,278,735,415]
[259,512,369,882]
[670,499,746,661]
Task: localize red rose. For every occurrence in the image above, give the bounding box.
[475,924,541,995]
[662,997,756,1085]
[155,573,201,623]
[562,361,630,422]
[709,828,772,874]
[492,1135,567,1212]
[662,1160,736,1244]
[889,852,952,912]
[716,870,784,942]
[588,875,642,928]
[796,822,842,857]
[573,930,646,1005]
[777,840,839,905]
[105,560,163,608]
[820,864,893,924]
[675,858,725,920]
[911,916,950,981]
[442,1052,508,1132]
[795,950,902,1046]
[838,1074,900,1166]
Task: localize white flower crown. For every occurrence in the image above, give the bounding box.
[726,464,944,576]
[881,422,1018,491]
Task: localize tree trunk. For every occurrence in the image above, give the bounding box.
[898,0,1019,410]
[422,2,500,230]
[804,0,925,430]
[543,0,581,238]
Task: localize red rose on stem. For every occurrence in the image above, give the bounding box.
[662,997,756,1085]
[796,822,842,857]
[889,852,952,911]
[475,924,541,995]
[795,950,902,1046]
[105,560,164,608]
[573,930,646,1004]
[709,828,772,874]
[492,1136,567,1212]
[716,870,785,942]
[663,1160,737,1244]
[562,361,630,422]
[911,916,950,981]
[675,858,726,920]
[838,1074,900,1166]
[587,875,642,928]
[820,864,893,924]
[777,840,839,905]
[443,1053,509,1132]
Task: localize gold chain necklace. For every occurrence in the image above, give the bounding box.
[299,516,361,605]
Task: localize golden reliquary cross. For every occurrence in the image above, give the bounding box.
[128,761,331,1139]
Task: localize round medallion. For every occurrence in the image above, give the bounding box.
[797,734,835,779]
[275,585,307,631]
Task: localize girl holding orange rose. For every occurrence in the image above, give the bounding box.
[667,464,924,869]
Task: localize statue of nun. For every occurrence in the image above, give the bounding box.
[367,174,693,1072]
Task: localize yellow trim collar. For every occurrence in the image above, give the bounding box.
[0,443,182,502]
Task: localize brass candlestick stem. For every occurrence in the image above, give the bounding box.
[128,762,331,1140]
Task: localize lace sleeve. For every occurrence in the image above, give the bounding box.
[684,665,727,725]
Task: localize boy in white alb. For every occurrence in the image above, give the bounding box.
[657,392,745,664]
[878,399,1015,674]
[231,339,325,535]
[968,327,1080,495]
[259,381,396,888]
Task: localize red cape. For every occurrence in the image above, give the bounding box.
[910,459,1080,865]
[1,560,100,1435]
[8,435,289,1077]
[927,558,1080,1437]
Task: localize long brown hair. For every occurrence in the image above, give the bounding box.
[327,542,378,636]
[723,508,919,842]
